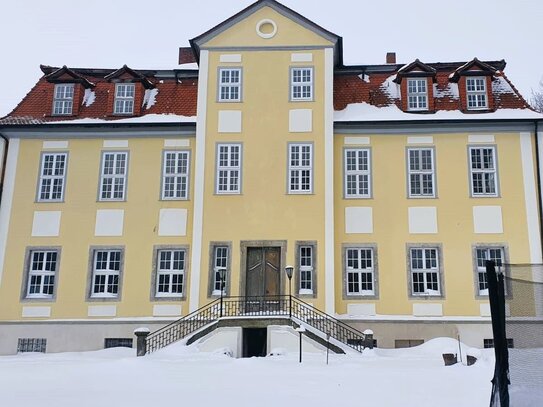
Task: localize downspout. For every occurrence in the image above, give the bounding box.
[0,132,8,206]
[533,121,543,257]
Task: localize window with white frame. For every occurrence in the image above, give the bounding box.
[212,246,229,295]
[218,68,241,102]
[346,248,374,296]
[288,143,312,193]
[162,151,189,200]
[469,146,498,196]
[408,148,435,197]
[216,144,241,194]
[407,79,428,111]
[345,148,371,198]
[38,153,67,201]
[53,84,74,115]
[475,247,504,295]
[156,249,185,297]
[100,152,128,200]
[91,250,122,298]
[291,67,313,101]
[26,250,58,298]
[410,248,440,296]
[114,83,135,114]
[299,245,314,294]
[466,77,488,109]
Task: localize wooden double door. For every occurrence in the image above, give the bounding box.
[245,247,281,297]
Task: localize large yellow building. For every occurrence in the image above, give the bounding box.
[0,0,542,354]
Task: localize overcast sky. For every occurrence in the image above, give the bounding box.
[1,0,542,117]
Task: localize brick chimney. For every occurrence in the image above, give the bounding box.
[386,52,396,64]
[179,47,196,65]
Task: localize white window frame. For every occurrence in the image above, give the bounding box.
[218,68,242,102]
[288,143,313,194]
[346,248,375,296]
[99,151,128,201]
[161,151,190,200]
[114,83,135,114]
[298,245,314,294]
[466,77,488,110]
[26,250,58,299]
[344,148,371,198]
[290,67,313,101]
[469,146,498,197]
[90,249,122,298]
[216,144,242,194]
[155,249,185,298]
[407,148,435,198]
[38,152,68,202]
[409,247,441,296]
[475,247,504,296]
[52,84,74,115]
[212,245,229,295]
[407,79,428,111]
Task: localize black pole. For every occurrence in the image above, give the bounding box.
[289,277,292,319]
[299,331,303,363]
[220,275,224,318]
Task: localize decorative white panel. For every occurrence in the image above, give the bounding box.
[218,110,242,133]
[468,135,495,143]
[103,140,128,148]
[31,211,61,237]
[289,109,312,132]
[480,303,491,317]
[153,304,182,317]
[291,53,313,62]
[344,136,370,145]
[95,210,124,236]
[43,141,68,149]
[22,306,51,318]
[473,206,503,234]
[408,207,438,234]
[164,139,190,147]
[158,209,187,236]
[219,54,242,63]
[407,136,433,144]
[88,305,117,317]
[412,303,443,316]
[345,207,373,234]
[347,303,376,316]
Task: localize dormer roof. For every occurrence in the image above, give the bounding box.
[104,65,155,89]
[43,65,95,88]
[449,58,502,82]
[394,59,436,83]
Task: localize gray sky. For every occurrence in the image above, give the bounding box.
[1,0,542,117]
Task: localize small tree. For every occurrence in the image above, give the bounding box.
[531,79,543,112]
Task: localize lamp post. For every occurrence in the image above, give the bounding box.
[295,326,306,363]
[218,267,226,318]
[285,265,293,318]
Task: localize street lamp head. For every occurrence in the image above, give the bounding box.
[285,265,294,280]
[217,267,226,280]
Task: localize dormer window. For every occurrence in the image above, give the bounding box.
[466,77,488,110]
[114,83,135,114]
[53,84,74,115]
[407,79,428,111]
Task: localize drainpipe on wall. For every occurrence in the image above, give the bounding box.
[0,132,8,206]
[533,121,543,258]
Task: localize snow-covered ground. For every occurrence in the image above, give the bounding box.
[0,337,497,407]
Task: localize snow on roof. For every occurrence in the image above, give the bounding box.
[334,102,543,122]
[45,114,196,125]
[380,75,400,99]
[83,89,96,107]
[143,88,159,110]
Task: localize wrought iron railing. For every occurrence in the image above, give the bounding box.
[144,295,367,354]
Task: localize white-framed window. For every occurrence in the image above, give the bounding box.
[156,249,185,297]
[466,77,488,110]
[38,153,67,201]
[410,248,440,296]
[162,151,189,200]
[26,250,58,298]
[99,152,128,201]
[53,84,74,115]
[469,146,498,196]
[346,248,374,296]
[288,143,312,193]
[114,83,135,114]
[407,79,428,111]
[218,68,241,102]
[212,246,229,295]
[216,144,242,194]
[299,245,314,294]
[291,67,313,101]
[345,148,371,198]
[475,247,504,296]
[408,148,435,197]
[91,250,122,298]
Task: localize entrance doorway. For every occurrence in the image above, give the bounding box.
[246,247,281,297]
[242,328,267,357]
